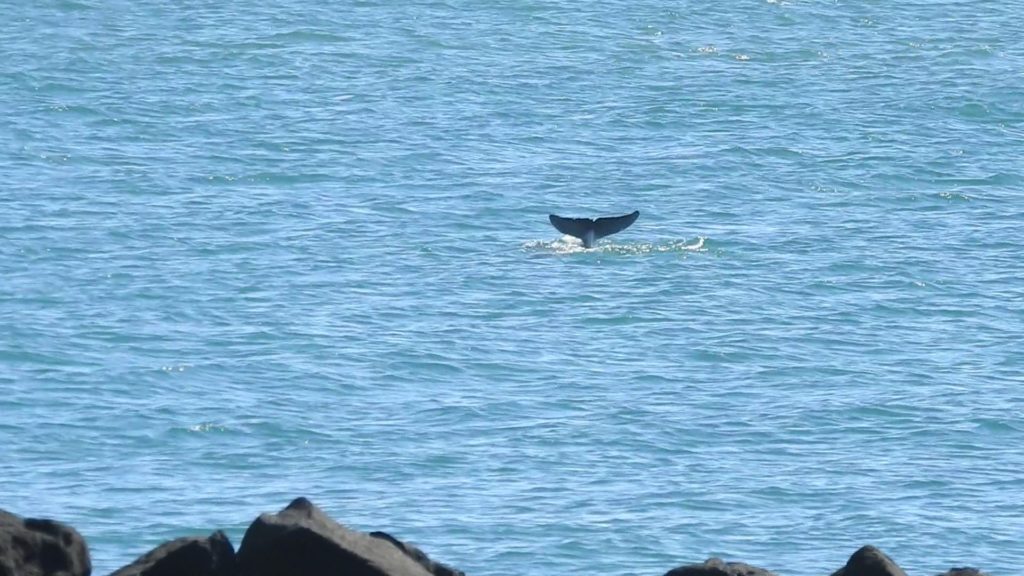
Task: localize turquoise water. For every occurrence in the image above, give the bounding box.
[2,2,1023,574]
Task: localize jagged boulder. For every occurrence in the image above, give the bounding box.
[236,497,460,576]
[108,530,235,576]
[0,509,91,576]
[830,546,907,576]
[663,557,776,576]
[368,532,464,576]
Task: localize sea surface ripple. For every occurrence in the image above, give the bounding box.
[2,2,1023,574]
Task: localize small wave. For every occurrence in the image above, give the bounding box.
[160,364,189,372]
[186,423,226,433]
[523,236,706,255]
[938,191,971,202]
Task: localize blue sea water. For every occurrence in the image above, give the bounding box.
[2,1,1023,574]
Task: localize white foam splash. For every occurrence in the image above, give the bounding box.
[523,236,707,255]
[188,423,226,433]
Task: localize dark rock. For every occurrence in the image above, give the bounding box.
[109,530,235,576]
[936,570,988,576]
[236,497,458,576]
[368,532,464,576]
[0,509,91,576]
[830,546,907,576]
[663,557,777,576]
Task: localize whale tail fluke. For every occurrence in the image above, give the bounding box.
[592,210,640,239]
[548,210,639,248]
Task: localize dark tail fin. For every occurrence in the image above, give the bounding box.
[548,214,594,239]
[548,211,640,246]
[593,210,640,240]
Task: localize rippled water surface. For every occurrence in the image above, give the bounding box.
[2,2,1023,574]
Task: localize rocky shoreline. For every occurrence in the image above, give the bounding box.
[1,497,989,576]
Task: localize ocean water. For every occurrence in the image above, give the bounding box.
[2,1,1023,574]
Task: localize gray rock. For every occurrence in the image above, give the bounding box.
[830,546,907,576]
[109,530,235,576]
[0,509,91,576]
[368,532,464,576]
[236,497,459,576]
[936,570,988,576]
[662,557,777,576]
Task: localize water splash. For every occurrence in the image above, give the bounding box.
[523,235,707,255]
[186,423,227,433]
